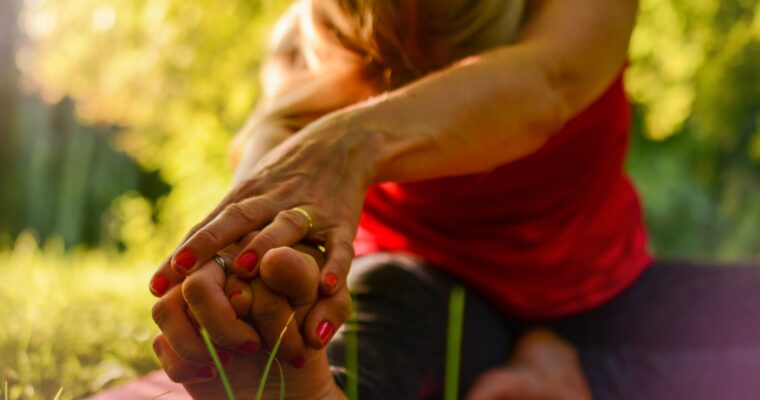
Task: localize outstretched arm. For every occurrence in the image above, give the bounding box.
[157,0,639,318]
[350,0,639,182]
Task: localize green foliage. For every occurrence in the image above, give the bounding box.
[627,0,760,260]
[0,234,159,400]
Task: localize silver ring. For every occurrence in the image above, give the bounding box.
[214,255,228,275]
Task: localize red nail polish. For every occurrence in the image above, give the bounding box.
[150,274,170,296]
[237,251,258,272]
[325,273,338,289]
[196,366,214,378]
[174,249,196,271]
[288,356,306,369]
[239,341,259,354]
[217,351,232,366]
[316,321,335,346]
[228,290,242,300]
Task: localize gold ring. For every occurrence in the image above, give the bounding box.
[291,207,314,229]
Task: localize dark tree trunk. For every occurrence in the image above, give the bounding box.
[0,0,19,236]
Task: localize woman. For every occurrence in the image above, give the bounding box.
[148,0,760,398]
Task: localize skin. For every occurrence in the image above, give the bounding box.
[153,244,349,398]
[150,0,638,397]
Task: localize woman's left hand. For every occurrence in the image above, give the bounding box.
[150,108,380,298]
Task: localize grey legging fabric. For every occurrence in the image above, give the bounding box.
[327,253,760,400]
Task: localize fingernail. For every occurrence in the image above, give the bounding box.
[239,341,259,354]
[228,290,242,300]
[288,356,305,369]
[174,249,196,271]
[150,274,170,297]
[325,273,338,289]
[316,321,335,346]
[217,351,232,366]
[236,251,258,272]
[196,366,214,378]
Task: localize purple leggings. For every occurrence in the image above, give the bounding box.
[327,254,760,399]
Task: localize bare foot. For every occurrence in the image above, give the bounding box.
[466,330,592,400]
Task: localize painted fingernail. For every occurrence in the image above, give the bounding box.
[316,321,335,346]
[174,249,196,271]
[325,273,338,289]
[196,366,214,378]
[288,356,306,369]
[150,274,170,297]
[228,290,242,300]
[218,351,232,366]
[236,251,258,272]
[239,341,259,354]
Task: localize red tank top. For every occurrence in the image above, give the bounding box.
[354,72,651,318]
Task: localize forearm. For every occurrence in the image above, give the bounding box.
[343,0,636,183]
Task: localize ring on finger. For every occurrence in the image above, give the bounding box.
[214,255,228,275]
[291,207,314,229]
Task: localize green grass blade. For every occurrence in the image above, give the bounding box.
[256,311,296,400]
[344,310,359,400]
[200,328,236,400]
[444,285,466,400]
[53,387,63,400]
[273,357,285,400]
[4,380,7,400]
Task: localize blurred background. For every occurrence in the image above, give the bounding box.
[0,0,758,398]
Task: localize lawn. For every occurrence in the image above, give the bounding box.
[0,234,160,400]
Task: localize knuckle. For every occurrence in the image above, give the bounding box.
[333,293,353,321]
[332,240,355,263]
[279,210,308,232]
[208,328,237,346]
[181,278,206,306]
[151,300,169,326]
[173,340,204,361]
[254,230,279,250]
[224,202,257,226]
[194,228,223,249]
[252,298,286,324]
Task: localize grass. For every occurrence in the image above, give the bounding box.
[444,285,466,400]
[200,328,236,400]
[0,234,468,400]
[0,234,160,399]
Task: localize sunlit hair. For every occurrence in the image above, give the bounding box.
[308,0,526,89]
[239,0,526,147]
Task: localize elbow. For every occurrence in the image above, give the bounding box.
[528,79,572,142]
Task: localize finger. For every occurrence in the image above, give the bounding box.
[292,242,327,267]
[150,256,186,297]
[151,186,258,297]
[249,279,307,366]
[259,247,321,307]
[224,275,253,318]
[153,334,218,383]
[183,259,262,355]
[319,227,355,296]
[171,197,278,275]
[151,284,212,363]
[231,208,312,278]
[303,287,352,349]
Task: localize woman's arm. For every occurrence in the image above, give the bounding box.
[231,1,373,184]
[159,0,639,307]
[341,0,638,183]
